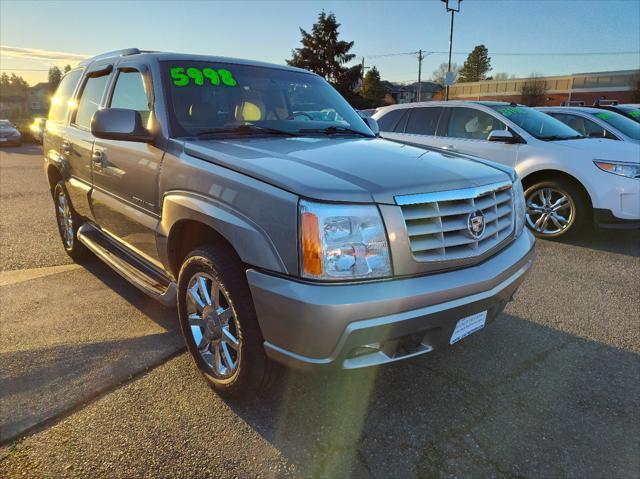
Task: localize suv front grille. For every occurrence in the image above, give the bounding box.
[396,181,514,262]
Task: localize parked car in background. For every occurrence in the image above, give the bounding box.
[43,49,534,399]
[592,103,640,124]
[0,120,22,146]
[30,117,46,144]
[373,101,640,238]
[538,106,640,144]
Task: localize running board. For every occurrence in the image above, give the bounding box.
[77,223,176,307]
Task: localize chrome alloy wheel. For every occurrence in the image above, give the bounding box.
[525,187,574,236]
[186,272,241,379]
[56,188,74,249]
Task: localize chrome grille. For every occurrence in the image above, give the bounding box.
[396,181,514,262]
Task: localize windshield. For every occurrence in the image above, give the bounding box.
[591,111,640,140]
[162,61,373,138]
[489,105,583,140]
[0,120,13,128]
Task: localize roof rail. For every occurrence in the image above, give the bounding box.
[593,99,619,106]
[560,101,585,106]
[79,48,142,66]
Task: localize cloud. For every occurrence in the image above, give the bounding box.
[0,45,89,63]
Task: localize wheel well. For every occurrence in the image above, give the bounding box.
[46,165,62,196]
[521,170,593,209]
[166,220,241,278]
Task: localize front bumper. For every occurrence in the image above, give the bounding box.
[247,229,536,370]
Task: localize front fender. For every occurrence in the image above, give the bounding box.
[157,191,288,274]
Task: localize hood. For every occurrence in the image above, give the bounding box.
[552,138,640,163]
[184,136,510,204]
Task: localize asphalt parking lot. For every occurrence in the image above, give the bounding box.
[0,145,639,479]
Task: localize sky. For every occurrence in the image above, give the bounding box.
[1,0,639,86]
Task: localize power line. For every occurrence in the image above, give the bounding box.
[364,50,640,59]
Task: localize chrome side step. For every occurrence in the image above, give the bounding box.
[77,223,177,307]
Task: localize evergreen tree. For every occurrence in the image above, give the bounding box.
[48,66,63,91]
[361,66,386,105]
[64,64,72,73]
[287,11,361,95]
[458,45,492,82]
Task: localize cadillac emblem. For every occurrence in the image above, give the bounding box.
[467,210,485,239]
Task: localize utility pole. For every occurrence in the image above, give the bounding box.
[417,49,424,102]
[361,57,366,85]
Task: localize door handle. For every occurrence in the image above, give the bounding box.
[61,140,72,155]
[441,145,456,151]
[92,150,105,167]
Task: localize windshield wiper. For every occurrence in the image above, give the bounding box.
[297,126,372,138]
[196,124,298,137]
[537,134,585,141]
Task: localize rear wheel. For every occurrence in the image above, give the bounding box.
[53,181,88,260]
[177,245,279,398]
[524,179,589,239]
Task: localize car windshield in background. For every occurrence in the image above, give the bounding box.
[490,105,584,140]
[591,110,640,140]
[162,61,373,138]
[0,120,13,128]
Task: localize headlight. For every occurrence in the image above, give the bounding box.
[512,178,526,238]
[299,200,392,280]
[10,131,20,137]
[593,160,640,179]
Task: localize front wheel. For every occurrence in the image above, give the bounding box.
[524,179,589,239]
[177,245,279,398]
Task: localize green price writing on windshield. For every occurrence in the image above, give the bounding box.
[171,67,237,87]
[497,107,525,117]
[595,112,611,120]
[629,110,640,118]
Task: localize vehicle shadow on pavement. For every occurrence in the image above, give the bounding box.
[78,256,180,333]
[226,314,640,478]
[0,145,42,156]
[0,256,184,444]
[552,227,640,256]
[0,333,183,443]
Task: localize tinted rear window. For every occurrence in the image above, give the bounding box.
[376,109,404,131]
[405,107,443,135]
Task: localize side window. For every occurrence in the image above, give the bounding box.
[446,108,507,140]
[405,107,443,135]
[73,74,110,129]
[552,113,605,138]
[109,71,152,127]
[48,69,83,122]
[376,109,404,132]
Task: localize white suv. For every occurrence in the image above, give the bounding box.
[373,101,640,238]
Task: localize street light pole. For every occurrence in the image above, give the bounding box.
[442,0,462,101]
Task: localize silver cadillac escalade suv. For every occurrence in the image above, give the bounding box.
[44,49,535,398]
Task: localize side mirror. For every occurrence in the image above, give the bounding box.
[361,115,380,136]
[91,108,153,143]
[488,129,518,144]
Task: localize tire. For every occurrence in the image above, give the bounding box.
[53,181,89,260]
[524,178,589,239]
[177,245,279,399]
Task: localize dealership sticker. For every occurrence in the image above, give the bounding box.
[171,67,237,87]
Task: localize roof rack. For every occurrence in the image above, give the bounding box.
[79,48,145,66]
[560,101,585,106]
[593,99,619,106]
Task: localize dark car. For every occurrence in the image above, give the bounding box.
[0,120,22,146]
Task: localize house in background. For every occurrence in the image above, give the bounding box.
[383,81,442,105]
[26,82,51,116]
[0,82,51,120]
